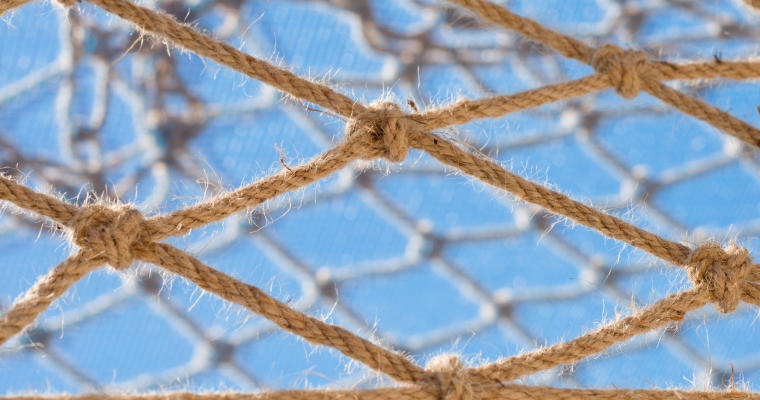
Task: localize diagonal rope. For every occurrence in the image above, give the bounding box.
[473,289,709,382]
[410,131,694,266]
[134,241,429,383]
[0,252,103,345]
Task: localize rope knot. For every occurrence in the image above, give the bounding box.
[425,355,475,400]
[346,100,409,162]
[67,204,146,271]
[686,243,755,313]
[55,0,77,8]
[590,44,649,99]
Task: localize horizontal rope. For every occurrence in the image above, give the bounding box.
[4,384,759,400]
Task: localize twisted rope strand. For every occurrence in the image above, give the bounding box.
[475,289,709,382]
[409,131,694,266]
[144,134,381,241]
[417,74,610,130]
[641,78,760,147]
[6,383,760,400]
[133,242,429,384]
[86,0,366,119]
[0,0,35,16]
[0,252,103,346]
[0,176,80,225]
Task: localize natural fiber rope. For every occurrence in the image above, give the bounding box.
[0,0,35,16]
[745,0,760,10]
[0,252,101,345]
[7,385,760,400]
[1,0,760,398]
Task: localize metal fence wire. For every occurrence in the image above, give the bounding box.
[2,0,760,395]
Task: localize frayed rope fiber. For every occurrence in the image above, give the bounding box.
[2,0,760,398]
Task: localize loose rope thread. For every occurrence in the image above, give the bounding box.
[1,0,760,398]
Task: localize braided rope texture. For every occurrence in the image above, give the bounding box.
[2,0,760,397]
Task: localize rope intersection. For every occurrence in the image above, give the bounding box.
[2,0,760,398]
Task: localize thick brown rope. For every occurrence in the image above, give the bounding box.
[0,252,103,345]
[0,176,80,225]
[143,132,380,241]
[0,0,35,16]
[1,0,760,397]
[409,131,693,266]
[134,241,428,383]
[475,289,709,382]
[6,384,760,400]
[745,0,760,9]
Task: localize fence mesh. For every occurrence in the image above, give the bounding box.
[2,0,760,395]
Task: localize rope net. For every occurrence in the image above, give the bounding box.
[1,0,760,397]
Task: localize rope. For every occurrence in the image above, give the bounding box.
[0,252,101,345]
[1,0,760,397]
[5,383,760,400]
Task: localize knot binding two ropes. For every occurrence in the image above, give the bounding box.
[590,44,649,99]
[2,0,760,397]
[66,204,148,271]
[346,101,411,163]
[425,356,477,400]
[54,0,77,7]
[686,243,755,314]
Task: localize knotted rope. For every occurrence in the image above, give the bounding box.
[685,243,755,314]
[590,44,649,99]
[346,101,411,163]
[67,204,147,271]
[425,356,478,400]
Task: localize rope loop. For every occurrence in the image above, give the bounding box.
[685,243,755,313]
[346,100,409,162]
[590,44,649,99]
[425,355,475,400]
[66,204,147,270]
